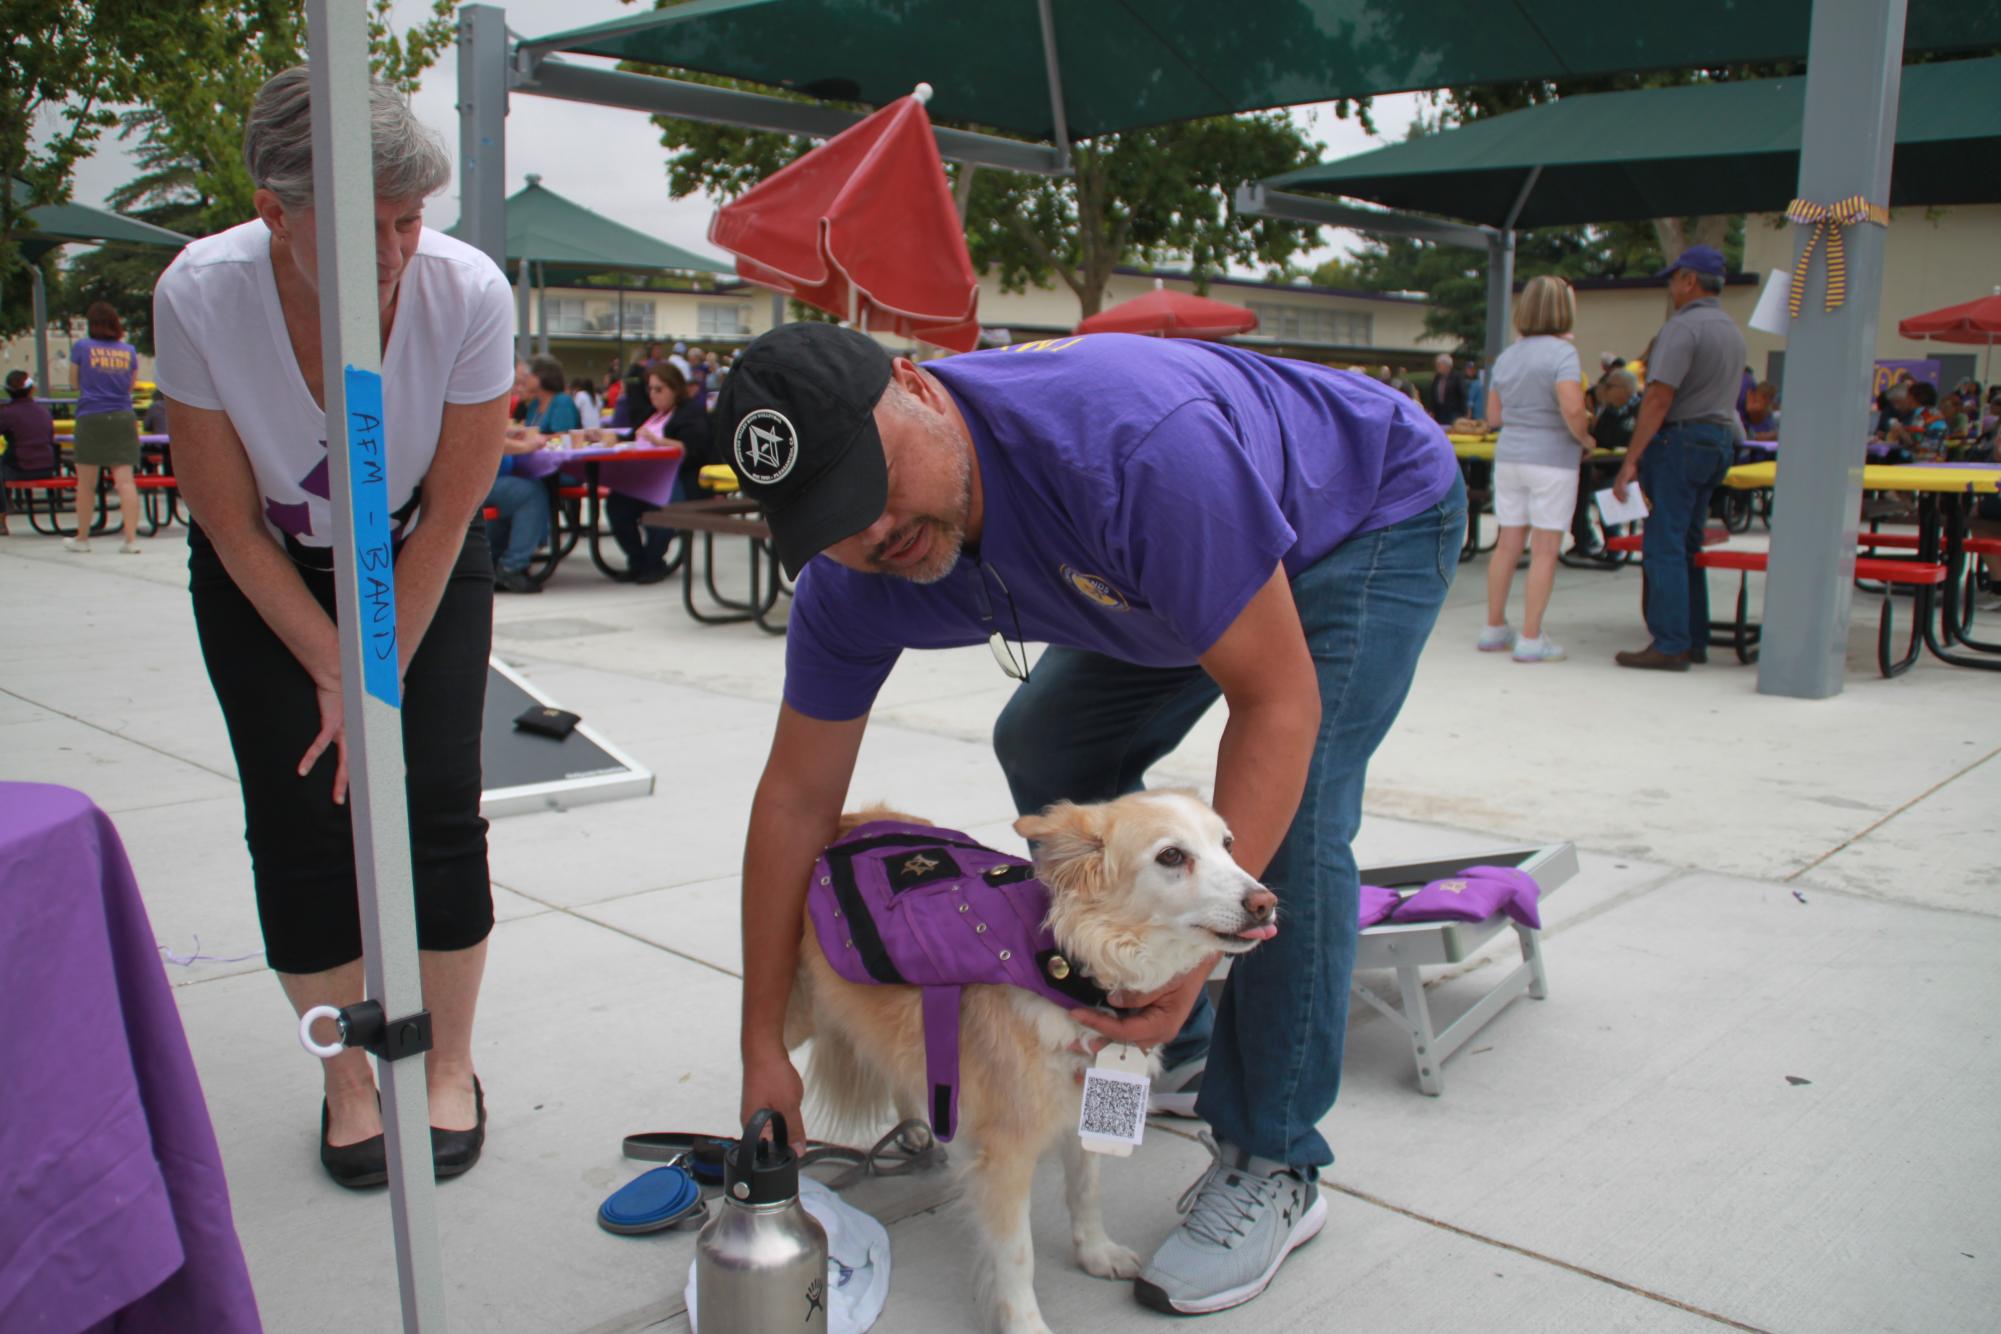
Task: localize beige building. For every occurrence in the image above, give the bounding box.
[1571,204,2001,387]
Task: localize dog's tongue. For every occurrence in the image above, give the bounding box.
[1236,923,1279,942]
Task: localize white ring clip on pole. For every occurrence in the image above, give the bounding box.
[913,81,934,104]
[299,1004,347,1059]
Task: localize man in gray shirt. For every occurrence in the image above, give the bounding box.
[1610,245,1747,670]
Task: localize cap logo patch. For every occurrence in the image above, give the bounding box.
[733,408,799,485]
[1060,564,1130,611]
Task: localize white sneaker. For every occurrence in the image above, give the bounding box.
[1513,635,1567,663]
[120,539,142,554]
[1477,624,1516,652]
[62,537,92,553]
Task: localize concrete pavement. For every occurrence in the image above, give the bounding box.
[3,521,1996,1333]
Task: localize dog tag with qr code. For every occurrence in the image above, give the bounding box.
[1078,1043,1150,1157]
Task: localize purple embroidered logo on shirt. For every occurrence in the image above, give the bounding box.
[1059,564,1130,611]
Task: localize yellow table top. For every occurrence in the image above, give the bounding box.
[698,464,740,492]
[1452,438,1623,463]
[1726,461,2001,494]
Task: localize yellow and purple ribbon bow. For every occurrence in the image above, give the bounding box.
[1784,196,1889,317]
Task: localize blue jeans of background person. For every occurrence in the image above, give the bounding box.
[607,488,675,575]
[484,474,549,573]
[1637,422,1735,655]
[992,475,1465,1169]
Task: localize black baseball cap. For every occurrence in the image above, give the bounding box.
[713,323,893,578]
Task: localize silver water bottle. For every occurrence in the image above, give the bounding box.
[695,1109,829,1333]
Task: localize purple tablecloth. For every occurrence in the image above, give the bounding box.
[512,444,683,507]
[0,784,261,1333]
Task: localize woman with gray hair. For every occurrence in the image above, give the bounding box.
[152,66,513,1187]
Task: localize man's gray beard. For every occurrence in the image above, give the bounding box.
[885,413,975,585]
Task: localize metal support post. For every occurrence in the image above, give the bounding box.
[516,257,532,364]
[1484,231,1515,367]
[770,289,786,334]
[456,3,509,271]
[30,265,50,392]
[1233,184,1492,251]
[535,260,549,355]
[1034,0,1072,172]
[304,4,446,1328]
[1758,0,1908,699]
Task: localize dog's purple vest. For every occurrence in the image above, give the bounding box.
[808,821,1111,1141]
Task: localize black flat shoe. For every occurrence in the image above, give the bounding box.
[431,1076,486,1180]
[321,1098,388,1190]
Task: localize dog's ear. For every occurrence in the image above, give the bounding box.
[1014,801,1107,894]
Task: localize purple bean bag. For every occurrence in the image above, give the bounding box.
[1358,883,1401,928]
[1388,865,1542,930]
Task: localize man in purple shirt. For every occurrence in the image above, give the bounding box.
[722,325,1463,1316]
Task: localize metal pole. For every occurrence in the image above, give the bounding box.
[456,3,508,271]
[536,260,549,356]
[771,289,785,333]
[30,264,50,392]
[1484,231,1515,366]
[1757,0,1908,699]
[516,256,531,365]
[305,3,446,1330]
[1034,0,1072,172]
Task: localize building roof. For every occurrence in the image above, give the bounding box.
[446,176,730,280]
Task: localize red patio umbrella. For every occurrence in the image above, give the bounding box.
[1898,288,2001,384]
[1074,279,1259,339]
[708,83,980,353]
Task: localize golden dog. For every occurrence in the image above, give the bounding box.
[785,790,1278,1334]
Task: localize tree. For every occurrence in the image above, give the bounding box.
[0,0,143,336]
[629,65,1323,321]
[49,1,458,347]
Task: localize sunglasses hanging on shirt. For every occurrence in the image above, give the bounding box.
[972,564,1033,683]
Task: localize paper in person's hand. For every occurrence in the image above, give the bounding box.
[1596,485,1649,526]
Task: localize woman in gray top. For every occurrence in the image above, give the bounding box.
[1478,275,1593,662]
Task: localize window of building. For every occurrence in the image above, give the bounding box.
[1247,301,1373,347]
[697,302,751,337]
[545,297,591,335]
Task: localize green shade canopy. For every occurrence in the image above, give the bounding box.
[527,0,2001,143]
[1266,56,2001,229]
[447,176,730,280]
[8,179,192,261]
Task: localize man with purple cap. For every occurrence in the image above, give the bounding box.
[718,323,1464,1315]
[1610,244,1747,670]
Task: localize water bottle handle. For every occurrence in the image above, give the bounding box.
[740,1107,790,1164]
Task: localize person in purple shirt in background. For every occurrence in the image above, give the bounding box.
[1,369,60,535]
[721,325,1464,1317]
[65,302,146,553]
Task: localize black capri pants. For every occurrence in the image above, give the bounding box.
[189,520,495,974]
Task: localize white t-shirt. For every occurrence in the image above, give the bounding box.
[153,220,515,548]
[1491,335,1585,469]
[573,389,602,430]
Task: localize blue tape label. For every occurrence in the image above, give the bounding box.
[343,365,400,709]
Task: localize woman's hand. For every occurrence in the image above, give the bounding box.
[741,1042,808,1152]
[300,671,349,806]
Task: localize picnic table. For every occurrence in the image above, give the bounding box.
[510,439,683,582]
[1448,435,1629,565]
[1723,461,2001,673]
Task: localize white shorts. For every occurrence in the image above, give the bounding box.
[1493,461,1581,531]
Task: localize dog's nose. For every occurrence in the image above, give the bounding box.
[1243,886,1277,923]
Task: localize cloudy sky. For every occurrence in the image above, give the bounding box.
[56,0,1425,277]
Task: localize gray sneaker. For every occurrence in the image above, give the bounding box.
[1135,1133,1327,1316]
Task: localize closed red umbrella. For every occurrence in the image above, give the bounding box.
[708,84,980,352]
[1074,279,1260,339]
[1898,289,2001,382]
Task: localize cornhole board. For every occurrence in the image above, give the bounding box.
[480,658,654,818]
[1351,842,1579,1096]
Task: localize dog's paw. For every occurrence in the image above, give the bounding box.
[1075,1236,1144,1280]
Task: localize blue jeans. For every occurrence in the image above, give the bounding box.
[484,474,550,573]
[1637,423,1735,654]
[993,476,1466,1168]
